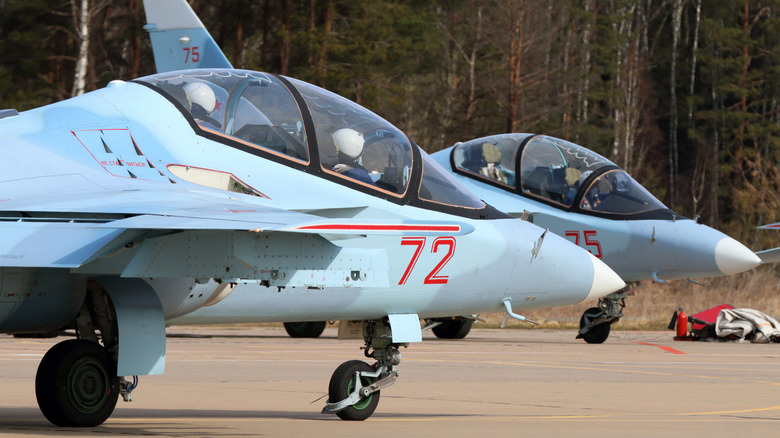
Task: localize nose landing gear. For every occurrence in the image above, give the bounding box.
[323,319,403,420]
[577,285,632,344]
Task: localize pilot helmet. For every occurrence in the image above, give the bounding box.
[333,128,364,159]
[183,82,217,113]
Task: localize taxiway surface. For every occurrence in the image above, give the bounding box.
[2,326,779,437]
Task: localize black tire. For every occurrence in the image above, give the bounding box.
[328,360,380,421]
[35,339,119,427]
[579,307,611,344]
[283,321,327,338]
[432,318,473,339]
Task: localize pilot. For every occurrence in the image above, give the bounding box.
[183,82,221,130]
[562,169,595,207]
[562,167,582,206]
[331,128,374,185]
[479,143,512,184]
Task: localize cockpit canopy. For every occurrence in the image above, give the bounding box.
[452,134,671,218]
[135,69,487,215]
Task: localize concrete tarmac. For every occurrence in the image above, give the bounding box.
[2,326,780,437]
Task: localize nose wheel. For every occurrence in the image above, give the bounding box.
[576,287,631,344]
[578,307,612,344]
[35,339,119,427]
[322,319,402,420]
[327,360,381,420]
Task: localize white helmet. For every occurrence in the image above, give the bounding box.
[183,82,216,113]
[332,128,364,159]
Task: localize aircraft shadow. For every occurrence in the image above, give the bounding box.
[0,407,471,436]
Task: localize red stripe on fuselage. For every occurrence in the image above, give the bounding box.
[295,224,461,233]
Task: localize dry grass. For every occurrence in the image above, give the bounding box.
[480,266,780,331]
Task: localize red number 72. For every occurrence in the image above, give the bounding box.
[398,237,456,285]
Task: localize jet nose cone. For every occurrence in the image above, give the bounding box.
[715,236,761,275]
[584,254,626,301]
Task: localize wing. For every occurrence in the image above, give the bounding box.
[0,186,313,268]
[756,248,780,264]
[756,223,780,263]
[0,184,470,288]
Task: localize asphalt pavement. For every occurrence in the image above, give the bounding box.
[2,326,779,437]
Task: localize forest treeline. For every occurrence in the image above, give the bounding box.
[0,0,778,249]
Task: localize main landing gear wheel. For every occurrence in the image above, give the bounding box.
[328,360,380,421]
[283,321,326,338]
[578,307,611,344]
[35,339,119,427]
[431,318,473,339]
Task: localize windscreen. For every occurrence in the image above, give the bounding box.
[419,153,485,209]
[579,169,666,214]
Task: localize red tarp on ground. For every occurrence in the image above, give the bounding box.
[691,304,733,331]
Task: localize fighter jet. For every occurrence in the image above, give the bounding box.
[148,1,626,342]
[428,133,761,343]
[0,64,626,427]
[138,1,758,344]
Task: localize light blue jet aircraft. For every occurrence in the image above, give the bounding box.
[0,63,627,427]
[429,134,761,343]
[142,0,761,345]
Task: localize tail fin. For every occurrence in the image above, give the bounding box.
[143,0,232,72]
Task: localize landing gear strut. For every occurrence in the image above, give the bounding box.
[323,319,401,420]
[35,281,125,427]
[577,286,632,344]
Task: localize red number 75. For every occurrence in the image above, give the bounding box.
[564,230,603,259]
